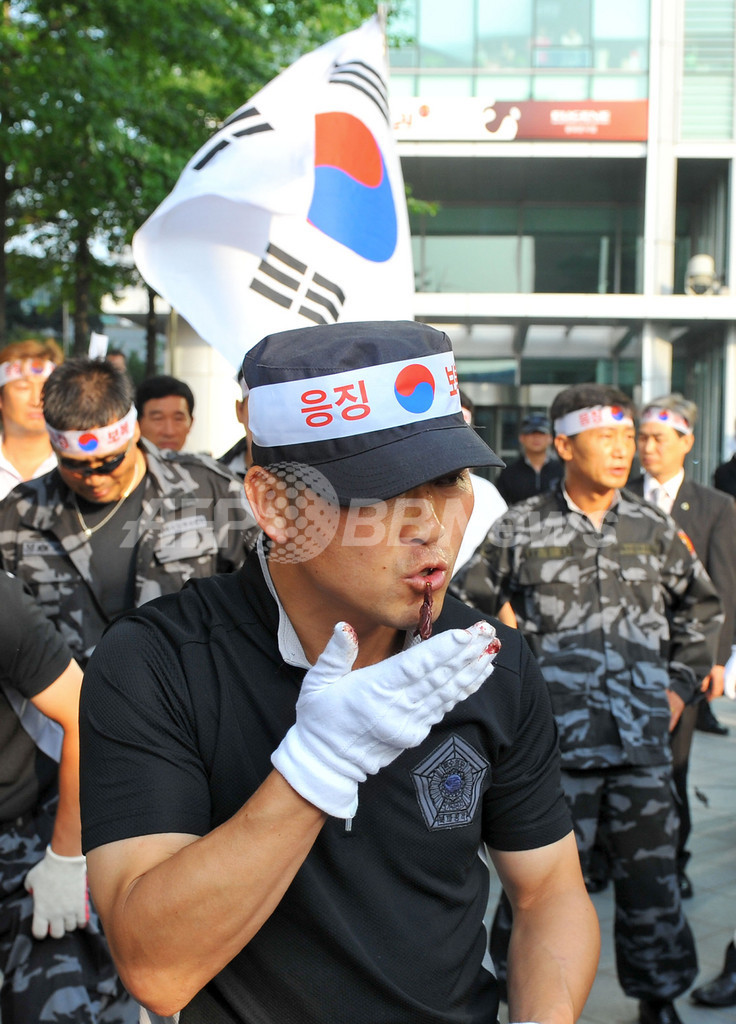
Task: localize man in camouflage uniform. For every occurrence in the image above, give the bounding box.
[0,358,256,667]
[1,570,135,1023]
[460,382,722,1024]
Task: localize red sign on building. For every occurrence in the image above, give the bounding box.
[392,99,649,143]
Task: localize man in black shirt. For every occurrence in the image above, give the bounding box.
[0,571,134,1022]
[80,321,600,1024]
[495,412,563,505]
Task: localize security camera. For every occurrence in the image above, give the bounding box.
[685,254,721,295]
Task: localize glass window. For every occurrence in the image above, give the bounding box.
[475,75,532,100]
[415,74,474,96]
[419,207,519,234]
[477,0,532,69]
[388,0,418,68]
[390,0,417,37]
[388,73,418,98]
[418,0,474,67]
[412,236,535,292]
[593,41,647,71]
[456,359,517,382]
[532,75,590,99]
[531,233,616,293]
[534,0,591,47]
[533,47,592,68]
[590,74,648,100]
[593,0,649,38]
[520,357,599,384]
[682,0,734,140]
[523,207,619,232]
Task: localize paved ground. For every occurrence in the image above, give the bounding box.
[493,696,736,1024]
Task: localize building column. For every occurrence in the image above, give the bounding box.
[640,0,684,400]
[640,321,673,402]
[168,314,244,458]
[722,325,736,461]
[642,0,682,299]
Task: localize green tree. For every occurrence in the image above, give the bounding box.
[1,0,378,351]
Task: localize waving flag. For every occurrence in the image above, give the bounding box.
[132,16,414,368]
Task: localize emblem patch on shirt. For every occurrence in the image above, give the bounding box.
[411,734,489,831]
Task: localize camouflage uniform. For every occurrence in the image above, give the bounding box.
[1,792,136,1023]
[460,485,722,1000]
[1,567,136,1022]
[0,444,257,666]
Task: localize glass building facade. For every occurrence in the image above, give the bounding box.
[390,0,650,101]
[389,0,736,478]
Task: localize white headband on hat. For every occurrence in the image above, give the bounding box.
[46,406,138,456]
[248,352,461,447]
[641,407,693,435]
[0,358,57,387]
[554,404,634,437]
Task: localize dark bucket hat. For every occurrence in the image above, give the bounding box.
[520,412,552,434]
[240,320,503,505]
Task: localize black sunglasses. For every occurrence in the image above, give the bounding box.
[57,441,133,477]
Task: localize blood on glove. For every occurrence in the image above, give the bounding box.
[272,619,502,819]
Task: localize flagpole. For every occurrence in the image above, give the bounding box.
[377,3,388,43]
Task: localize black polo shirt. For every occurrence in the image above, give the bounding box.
[1,572,71,821]
[80,551,570,1024]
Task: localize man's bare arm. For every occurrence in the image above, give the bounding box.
[31,659,84,856]
[87,770,325,1017]
[490,831,600,1024]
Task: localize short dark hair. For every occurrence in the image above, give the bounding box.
[0,337,64,368]
[458,388,474,418]
[642,392,697,432]
[43,358,134,430]
[549,383,634,427]
[136,375,194,417]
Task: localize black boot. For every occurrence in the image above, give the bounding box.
[695,701,729,735]
[691,940,736,1007]
[638,999,683,1024]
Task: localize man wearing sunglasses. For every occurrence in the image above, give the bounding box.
[0,358,255,668]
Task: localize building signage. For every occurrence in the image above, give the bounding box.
[392,98,648,142]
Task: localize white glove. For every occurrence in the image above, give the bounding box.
[725,644,736,700]
[24,846,88,939]
[272,620,501,818]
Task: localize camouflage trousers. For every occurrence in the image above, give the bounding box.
[490,764,698,1000]
[0,792,137,1024]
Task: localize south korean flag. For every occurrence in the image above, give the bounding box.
[132,16,414,368]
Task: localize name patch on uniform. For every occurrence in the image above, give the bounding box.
[411,734,488,831]
[619,542,658,557]
[527,545,574,559]
[22,539,65,557]
[159,515,209,538]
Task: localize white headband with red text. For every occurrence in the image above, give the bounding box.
[641,407,693,435]
[554,404,634,437]
[0,358,57,387]
[247,352,461,447]
[46,406,138,456]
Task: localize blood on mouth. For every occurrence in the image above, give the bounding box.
[415,579,433,641]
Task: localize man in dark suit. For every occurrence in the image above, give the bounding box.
[631,393,736,898]
[713,453,736,499]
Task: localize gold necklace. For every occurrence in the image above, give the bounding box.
[72,458,143,539]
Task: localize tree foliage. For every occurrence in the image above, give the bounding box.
[1,0,378,349]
